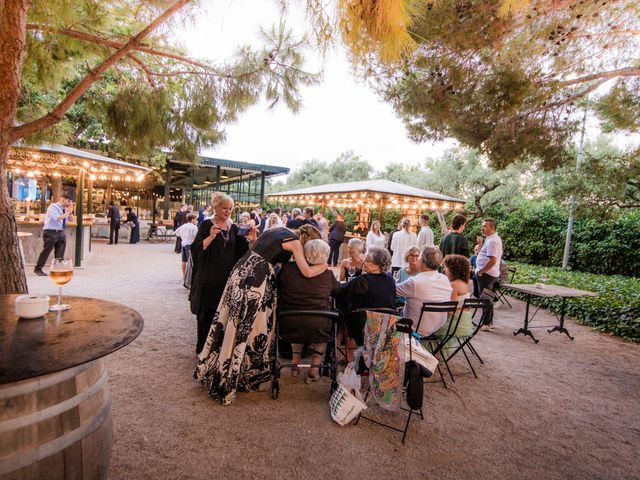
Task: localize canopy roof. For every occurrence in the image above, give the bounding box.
[8,143,152,187]
[269,179,465,211]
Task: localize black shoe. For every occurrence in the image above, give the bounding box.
[34,269,47,276]
[108,242,113,245]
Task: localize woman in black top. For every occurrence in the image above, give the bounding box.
[123,207,140,244]
[189,193,253,354]
[338,246,397,346]
[195,224,326,405]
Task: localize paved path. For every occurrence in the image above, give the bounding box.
[26,242,640,480]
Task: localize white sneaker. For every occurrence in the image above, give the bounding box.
[480,324,493,332]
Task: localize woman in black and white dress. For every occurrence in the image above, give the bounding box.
[195,224,326,405]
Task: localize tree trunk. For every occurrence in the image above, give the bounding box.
[434,209,448,235]
[0,0,29,294]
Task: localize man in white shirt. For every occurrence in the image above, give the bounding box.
[396,246,452,337]
[174,213,198,278]
[416,214,434,249]
[473,218,503,330]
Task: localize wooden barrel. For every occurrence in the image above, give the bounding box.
[0,360,112,479]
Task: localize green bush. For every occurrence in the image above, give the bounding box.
[470,201,640,277]
[507,262,640,342]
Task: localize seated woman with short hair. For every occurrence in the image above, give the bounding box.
[337,246,397,346]
[277,239,340,383]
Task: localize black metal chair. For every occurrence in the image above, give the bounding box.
[270,309,340,400]
[495,266,517,308]
[355,314,423,443]
[415,301,460,388]
[444,297,492,380]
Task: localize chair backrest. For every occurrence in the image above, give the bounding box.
[507,266,517,283]
[464,298,492,335]
[416,301,459,336]
[278,309,340,321]
[480,288,497,300]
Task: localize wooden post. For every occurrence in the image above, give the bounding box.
[163,165,171,220]
[74,169,85,267]
[259,172,266,208]
[87,176,93,214]
[39,177,47,213]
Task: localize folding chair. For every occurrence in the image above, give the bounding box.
[444,297,492,380]
[270,309,340,400]
[415,301,460,388]
[355,314,424,443]
[340,307,400,364]
[495,266,517,308]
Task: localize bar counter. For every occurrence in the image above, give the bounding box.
[16,220,94,266]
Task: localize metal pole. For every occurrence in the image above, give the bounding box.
[75,169,85,267]
[562,108,588,269]
[260,172,266,208]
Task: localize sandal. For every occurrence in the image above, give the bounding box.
[305,373,320,384]
[291,367,300,377]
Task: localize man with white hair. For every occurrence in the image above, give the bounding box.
[396,246,452,337]
[286,207,306,229]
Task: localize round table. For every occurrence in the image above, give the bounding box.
[0,295,143,479]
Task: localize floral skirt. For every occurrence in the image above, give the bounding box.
[195,251,277,405]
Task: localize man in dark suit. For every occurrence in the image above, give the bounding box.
[174,204,187,253]
[107,201,120,244]
[328,214,347,267]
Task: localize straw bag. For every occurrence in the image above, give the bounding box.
[329,363,367,426]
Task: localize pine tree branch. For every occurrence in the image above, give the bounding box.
[558,67,640,86]
[12,0,193,141]
[25,20,211,73]
[127,53,156,87]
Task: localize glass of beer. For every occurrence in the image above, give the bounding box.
[49,258,73,311]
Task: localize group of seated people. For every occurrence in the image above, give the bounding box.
[276,238,473,382]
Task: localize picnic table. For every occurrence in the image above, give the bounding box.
[501,284,597,343]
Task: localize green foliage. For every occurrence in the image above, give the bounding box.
[268,151,373,192]
[596,80,640,133]
[508,263,640,342]
[545,143,640,212]
[16,3,318,164]
[367,0,640,168]
[494,202,640,277]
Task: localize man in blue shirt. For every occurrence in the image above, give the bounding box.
[34,194,74,276]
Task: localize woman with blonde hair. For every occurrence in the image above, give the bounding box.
[339,237,366,281]
[189,193,255,354]
[366,220,386,249]
[195,223,326,405]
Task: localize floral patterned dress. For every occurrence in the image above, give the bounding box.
[195,227,297,405]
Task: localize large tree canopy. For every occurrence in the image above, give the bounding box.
[360,0,640,168]
[0,0,320,293]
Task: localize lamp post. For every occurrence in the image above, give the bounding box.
[562,108,588,270]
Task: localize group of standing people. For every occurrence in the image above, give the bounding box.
[186,194,503,406]
[107,201,140,244]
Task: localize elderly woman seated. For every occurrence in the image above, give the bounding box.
[396,246,453,337]
[337,246,397,346]
[277,239,340,383]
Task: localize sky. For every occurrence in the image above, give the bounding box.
[176,1,457,176]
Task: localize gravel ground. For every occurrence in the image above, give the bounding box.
[26,241,640,480]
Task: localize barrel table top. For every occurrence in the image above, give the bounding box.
[0,295,143,384]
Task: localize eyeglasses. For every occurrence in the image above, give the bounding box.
[408,254,419,258]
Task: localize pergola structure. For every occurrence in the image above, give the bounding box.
[269,179,465,222]
[161,156,289,218]
[7,143,151,265]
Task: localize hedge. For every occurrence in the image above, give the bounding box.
[505,262,640,342]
